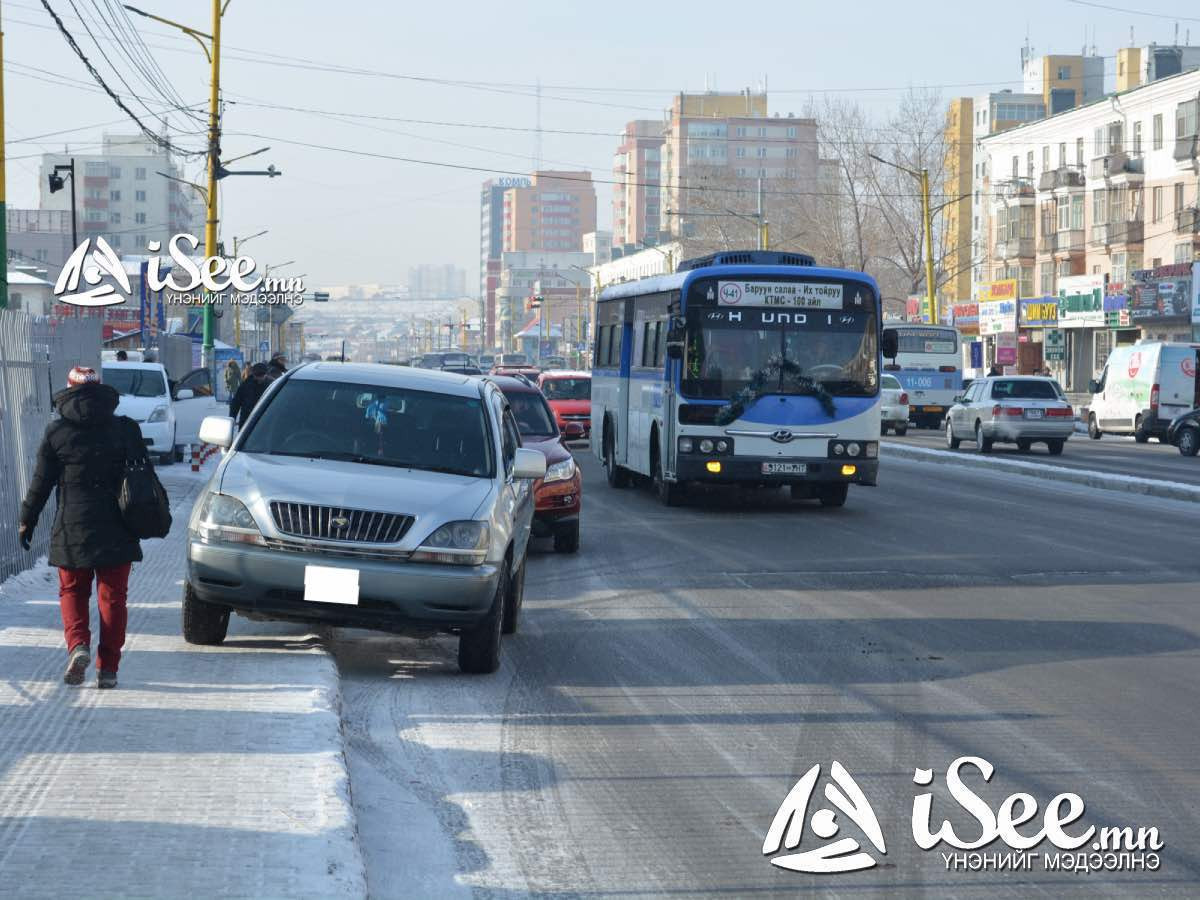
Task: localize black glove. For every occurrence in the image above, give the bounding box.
[18,523,33,551]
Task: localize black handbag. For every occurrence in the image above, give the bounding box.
[117,422,173,539]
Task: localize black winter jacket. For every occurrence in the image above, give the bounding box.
[229,377,268,427]
[19,383,145,569]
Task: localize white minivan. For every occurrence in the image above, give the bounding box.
[1087,342,1200,442]
[102,361,220,463]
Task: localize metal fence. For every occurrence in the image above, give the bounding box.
[0,312,102,580]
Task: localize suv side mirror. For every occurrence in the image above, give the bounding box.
[1088,379,1100,394]
[881,328,899,359]
[513,447,547,480]
[953,394,964,404]
[198,415,235,449]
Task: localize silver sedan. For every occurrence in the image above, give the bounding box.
[945,375,1075,455]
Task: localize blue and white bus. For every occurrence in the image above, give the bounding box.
[884,324,961,428]
[591,250,895,508]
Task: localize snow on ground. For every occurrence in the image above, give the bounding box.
[0,461,365,898]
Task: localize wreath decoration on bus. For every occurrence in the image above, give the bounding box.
[714,355,836,425]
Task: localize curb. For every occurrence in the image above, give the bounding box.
[881,441,1200,504]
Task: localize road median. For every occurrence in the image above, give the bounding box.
[881,440,1200,504]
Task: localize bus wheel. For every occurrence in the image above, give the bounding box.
[652,444,683,506]
[604,428,630,488]
[817,483,848,508]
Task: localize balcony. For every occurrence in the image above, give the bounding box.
[1037,167,1086,192]
[1089,221,1144,247]
[1088,152,1144,182]
[1038,229,1086,256]
[995,237,1035,260]
[1174,134,1197,166]
[995,178,1036,204]
[1177,207,1200,235]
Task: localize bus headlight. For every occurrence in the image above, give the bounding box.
[699,439,714,453]
[846,442,861,457]
[716,439,729,453]
[865,442,878,458]
[678,437,693,453]
[831,442,845,456]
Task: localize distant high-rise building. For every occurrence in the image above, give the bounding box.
[502,171,597,253]
[38,134,202,257]
[612,120,665,248]
[408,263,466,298]
[480,176,531,346]
[1021,48,1105,115]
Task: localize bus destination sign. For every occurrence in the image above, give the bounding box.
[717,280,844,309]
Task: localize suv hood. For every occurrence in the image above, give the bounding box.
[218,452,496,541]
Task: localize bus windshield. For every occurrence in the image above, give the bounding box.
[682,308,878,400]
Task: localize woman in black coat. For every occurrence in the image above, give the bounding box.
[18,367,145,689]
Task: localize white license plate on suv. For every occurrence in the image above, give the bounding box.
[1024,409,1045,419]
[762,462,807,475]
[304,565,360,605]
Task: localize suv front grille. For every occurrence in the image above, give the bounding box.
[269,502,412,543]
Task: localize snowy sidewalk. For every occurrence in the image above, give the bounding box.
[0,463,365,898]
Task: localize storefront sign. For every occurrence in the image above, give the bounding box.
[976,279,1017,303]
[995,331,1018,366]
[1057,274,1105,329]
[1019,298,1059,328]
[1108,263,1196,325]
[978,299,1017,335]
[951,302,978,335]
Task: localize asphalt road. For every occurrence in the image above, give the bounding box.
[889,423,1200,485]
[333,453,1200,898]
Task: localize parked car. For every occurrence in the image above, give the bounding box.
[1166,408,1200,456]
[490,375,584,553]
[1087,342,1200,442]
[945,376,1075,454]
[102,361,218,464]
[183,363,546,673]
[879,373,909,436]
[538,370,591,439]
[418,351,473,370]
[541,355,567,371]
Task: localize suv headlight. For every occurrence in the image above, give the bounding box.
[147,404,169,423]
[192,493,265,545]
[543,458,576,483]
[411,520,490,566]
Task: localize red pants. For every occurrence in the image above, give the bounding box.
[59,564,132,673]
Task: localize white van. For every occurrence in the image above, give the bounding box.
[1087,342,1200,442]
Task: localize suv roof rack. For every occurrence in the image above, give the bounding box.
[675,250,816,272]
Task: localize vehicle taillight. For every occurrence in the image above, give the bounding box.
[1046,406,1074,417]
[899,392,908,405]
[992,404,1001,417]
[1150,383,1160,411]
[938,365,956,372]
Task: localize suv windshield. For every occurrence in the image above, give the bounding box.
[502,389,557,438]
[991,379,1063,400]
[240,379,494,477]
[103,367,167,398]
[541,377,590,401]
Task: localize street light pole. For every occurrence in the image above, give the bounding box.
[869,152,938,325]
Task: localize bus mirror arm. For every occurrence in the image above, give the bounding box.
[666,342,684,361]
[881,328,899,359]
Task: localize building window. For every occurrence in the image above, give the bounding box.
[85,161,106,176]
[1177,243,1195,263]
[1133,121,1142,154]
[135,212,147,224]
[1056,196,1070,231]
[1058,142,1067,167]
[735,126,746,137]
[1177,99,1198,141]
[757,127,766,137]
[1152,185,1163,222]
[1112,251,1127,285]
[757,147,767,158]
[1019,267,1034,299]
[1153,114,1164,150]
[1039,262,1054,296]
[134,167,146,180]
[1011,156,1019,178]
[1093,127,1104,156]
[111,212,121,224]
[1092,189,1107,225]
[1041,146,1050,171]
[1026,151,1034,178]
[1076,138,1084,166]
[135,190,146,202]
[1174,182,1185,212]
[1072,194,1084,230]
[109,166,121,178]
[1057,65,1071,80]
[787,126,797,138]
[110,190,121,201]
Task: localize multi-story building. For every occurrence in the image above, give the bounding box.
[612,120,665,248]
[38,134,202,256]
[408,263,466,299]
[977,68,1200,389]
[493,250,592,353]
[1117,43,1200,92]
[659,91,820,241]
[480,176,531,347]
[943,99,975,307]
[501,171,597,253]
[1021,48,1105,115]
[5,209,74,280]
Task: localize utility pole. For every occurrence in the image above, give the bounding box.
[869,153,939,325]
[757,177,769,251]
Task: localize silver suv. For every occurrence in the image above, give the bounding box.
[183,363,546,673]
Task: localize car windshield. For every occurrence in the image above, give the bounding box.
[103,367,167,398]
[240,379,494,477]
[541,377,590,401]
[991,379,1063,400]
[503,390,557,438]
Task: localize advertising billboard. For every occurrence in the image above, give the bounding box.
[1057,274,1105,328]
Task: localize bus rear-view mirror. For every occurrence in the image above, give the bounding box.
[881,328,899,359]
[1088,379,1100,394]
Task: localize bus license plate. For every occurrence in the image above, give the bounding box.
[762,462,806,475]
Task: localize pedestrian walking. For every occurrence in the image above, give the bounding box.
[16,366,146,689]
[267,353,288,380]
[229,362,270,427]
[223,359,242,399]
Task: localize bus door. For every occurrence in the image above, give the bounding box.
[616,312,634,466]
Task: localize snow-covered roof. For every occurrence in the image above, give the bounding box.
[7,270,54,286]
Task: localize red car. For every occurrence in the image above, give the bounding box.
[491,375,583,553]
[537,370,591,439]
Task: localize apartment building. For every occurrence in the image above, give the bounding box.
[658,91,820,240]
[38,134,201,256]
[501,171,598,254]
[408,263,466,299]
[493,250,593,352]
[5,209,74,280]
[613,120,665,249]
[480,176,531,347]
[977,68,1200,388]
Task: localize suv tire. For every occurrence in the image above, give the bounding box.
[1088,413,1102,440]
[182,583,230,645]
[502,558,525,634]
[1178,426,1200,457]
[459,562,508,673]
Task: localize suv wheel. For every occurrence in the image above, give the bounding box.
[181,583,230,645]
[1178,426,1200,457]
[459,562,508,673]
[502,557,525,634]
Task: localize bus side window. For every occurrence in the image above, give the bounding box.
[641,321,654,367]
[654,320,667,367]
[596,325,611,368]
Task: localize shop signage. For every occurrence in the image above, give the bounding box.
[1044,328,1066,362]
[1019,298,1059,328]
[996,331,1018,366]
[1057,274,1105,329]
[951,302,978,335]
[1108,263,1196,325]
[976,279,1017,303]
[978,299,1017,335]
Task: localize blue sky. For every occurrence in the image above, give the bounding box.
[3,0,1194,285]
